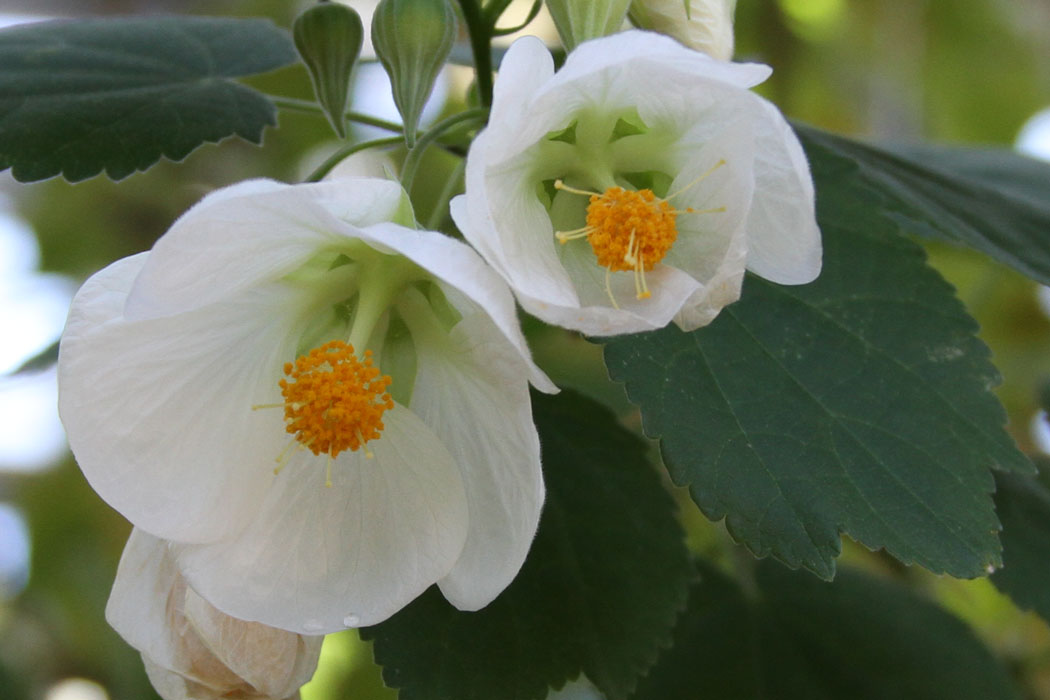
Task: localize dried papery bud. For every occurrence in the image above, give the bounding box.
[294,1,365,138]
[371,0,457,147]
[545,0,632,51]
[629,0,736,60]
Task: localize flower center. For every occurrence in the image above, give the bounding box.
[552,161,726,306]
[554,182,692,302]
[584,187,678,274]
[279,340,393,459]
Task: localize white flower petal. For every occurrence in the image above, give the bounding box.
[105,529,183,672]
[553,234,702,335]
[458,30,820,336]
[359,221,556,392]
[489,36,556,146]
[59,254,303,543]
[742,96,822,285]
[397,294,544,609]
[107,530,321,700]
[306,177,407,229]
[124,179,403,320]
[547,30,768,94]
[456,135,582,312]
[174,405,469,634]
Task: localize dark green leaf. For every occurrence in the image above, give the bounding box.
[633,560,1020,700]
[602,215,1030,579]
[796,124,1050,285]
[0,16,297,182]
[991,471,1050,624]
[363,390,692,700]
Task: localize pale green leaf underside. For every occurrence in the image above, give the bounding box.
[0,16,297,182]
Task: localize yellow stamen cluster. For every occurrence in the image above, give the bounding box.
[585,187,677,272]
[279,340,393,459]
[555,182,690,301]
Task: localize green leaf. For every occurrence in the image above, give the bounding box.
[0,16,297,182]
[795,124,1050,286]
[602,216,1030,579]
[362,390,692,700]
[991,471,1050,624]
[632,560,1021,700]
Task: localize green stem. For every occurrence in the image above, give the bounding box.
[401,108,488,193]
[268,95,407,134]
[493,0,542,35]
[345,111,408,134]
[457,0,495,107]
[425,157,467,231]
[305,136,403,183]
[269,95,323,114]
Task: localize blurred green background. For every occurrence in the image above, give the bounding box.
[1,0,1050,698]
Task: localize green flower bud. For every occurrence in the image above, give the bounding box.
[294,1,365,138]
[371,0,457,147]
[544,0,632,51]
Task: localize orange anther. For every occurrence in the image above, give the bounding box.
[279,340,393,458]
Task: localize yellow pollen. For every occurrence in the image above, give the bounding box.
[584,187,679,272]
[278,340,393,460]
[552,162,725,304]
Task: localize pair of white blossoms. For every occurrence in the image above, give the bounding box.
[58,30,820,696]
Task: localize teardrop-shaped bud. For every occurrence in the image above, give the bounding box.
[629,0,736,60]
[294,1,365,138]
[544,0,632,51]
[371,0,457,147]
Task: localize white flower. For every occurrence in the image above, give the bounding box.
[106,529,322,700]
[630,0,737,60]
[452,31,821,336]
[59,177,555,634]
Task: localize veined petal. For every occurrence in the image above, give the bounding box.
[59,254,304,544]
[124,179,403,320]
[396,291,543,610]
[105,529,184,673]
[538,242,701,335]
[743,96,822,285]
[545,30,769,95]
[488,36,556,148]
[663,114,755,282]
[106,530,322,700]
[182,588,322,698]
[359,221,557,392]
[174,405,469,634]
[455,135,581,311]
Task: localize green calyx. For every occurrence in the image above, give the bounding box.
[371,0,458,147]
[544,0,632,51]
[293,1,365,138]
